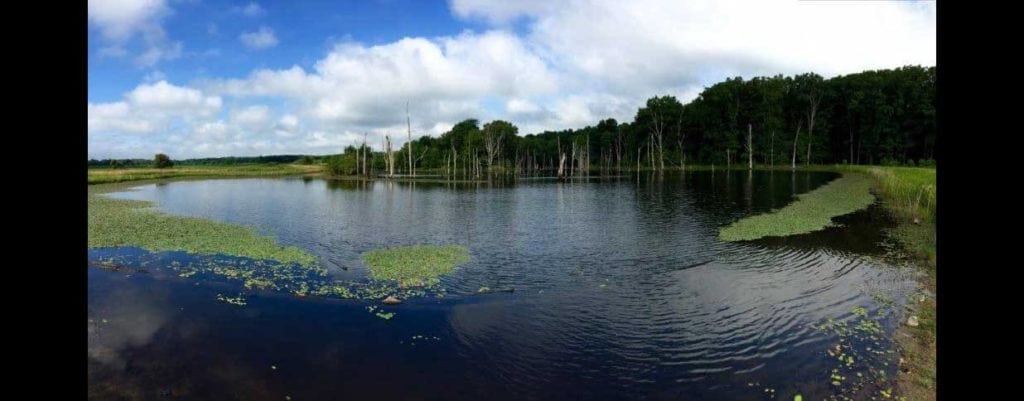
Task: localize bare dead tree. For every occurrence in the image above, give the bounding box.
[384,135,395,177]
[361,132,368,176]
[675,109,685,171]
[450,144,457,178]
[615,125,624,172]
[649,111,666,171]
[805,87,821,166]
[483,124,504,173]
[792,119,803,170]
[406,102,413,176]
[746,124,753,170]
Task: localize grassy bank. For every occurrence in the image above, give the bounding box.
[719,173,876,241]
[88,163,324,184]
[88,184,319,268]
[839,166,935,401]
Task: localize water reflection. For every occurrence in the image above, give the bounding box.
[91,171,913,401]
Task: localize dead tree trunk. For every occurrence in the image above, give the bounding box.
[746,124,753,170]
[558,153,566,178]
[483,124,503,174]
[385,135,395,177]
[792,120,803,170]
[406,102,413,177]
[805,91,820,167]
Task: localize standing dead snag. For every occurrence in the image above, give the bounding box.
[384,135,395,177]
[805,86,821,167]
[483,123,504,174]
[746,124,753,170]
[792,119,803,170]
[361,132,368,176]
[406,102,413,177]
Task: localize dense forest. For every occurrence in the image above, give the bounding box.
[329,66,934,177]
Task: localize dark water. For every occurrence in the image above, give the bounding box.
[89,171,918,400]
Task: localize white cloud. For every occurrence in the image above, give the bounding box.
[88,0,181,67]
[89,80,222,139]
[125,80,222,115]
[239,27,279,49]
[231,105,271,129]
[88,102,153,134]
[88,0,166,41]
[235,2,266,17]
[207,30,556,141]
[456,0,935,89]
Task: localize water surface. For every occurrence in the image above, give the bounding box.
[89,171,917,400]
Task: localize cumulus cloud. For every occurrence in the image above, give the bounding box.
[88,0,181,67]
[88,80,222,137]
[239,26,279,49]
[88,0,166,41]
[206,30,556,143]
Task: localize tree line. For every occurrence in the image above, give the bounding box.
[88,154,324,168]
[328,65,935,177]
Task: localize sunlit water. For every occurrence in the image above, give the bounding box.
[88,171,919,400]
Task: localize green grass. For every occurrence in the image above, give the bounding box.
[834,165,935,223]
[719,173,876,241]
[88,185,319,268]
[88,163,323,185]
[361,245,470,287]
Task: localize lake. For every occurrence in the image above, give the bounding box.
[88,171,917,400]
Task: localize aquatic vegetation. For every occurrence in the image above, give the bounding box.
[719,173,875,241]
[216,293,247,306]
[375,311,395,320]
[812,306,906,400]
[88,185,320,269]
[361,245,470,287]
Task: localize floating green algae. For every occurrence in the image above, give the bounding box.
[88,185,319,269]
[719,173,875,241]
[361,245,470,287]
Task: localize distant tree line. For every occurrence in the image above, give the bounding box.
[88,154,327,168]
[329,65,935,177]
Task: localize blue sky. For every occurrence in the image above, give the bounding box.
[88,0,935,159]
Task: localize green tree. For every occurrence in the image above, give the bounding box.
[154,153,173,169]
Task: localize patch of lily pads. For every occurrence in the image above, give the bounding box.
[361,244,471,287]
[89,243,470,320]
[89,185,320,269]
[719,173,876,241]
